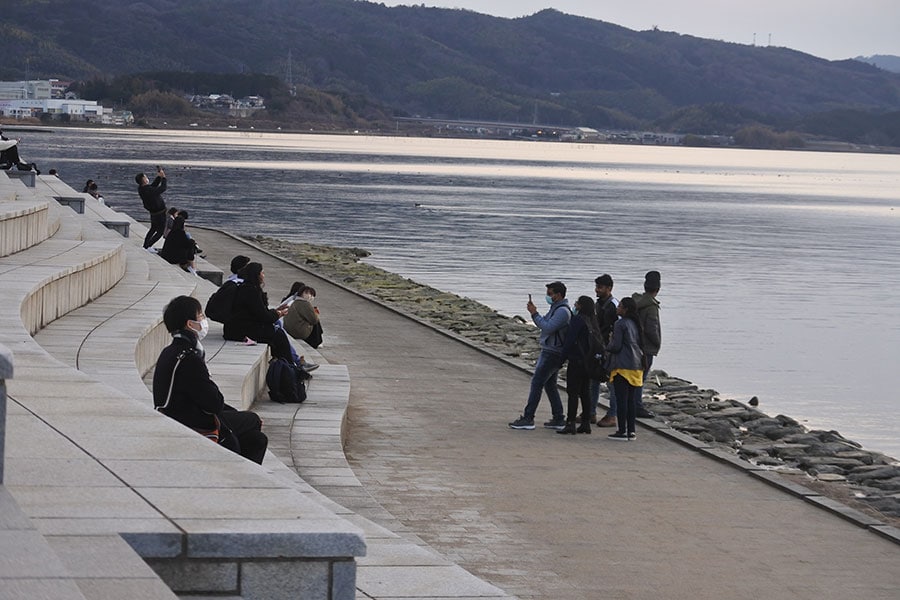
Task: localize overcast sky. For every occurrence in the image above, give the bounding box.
[380,1,899,61]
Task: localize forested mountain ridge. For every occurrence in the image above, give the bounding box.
[3,0,900,141]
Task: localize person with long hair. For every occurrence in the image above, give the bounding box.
[606,296,644,441]
[557,295,597,435]
[223,262,295,363]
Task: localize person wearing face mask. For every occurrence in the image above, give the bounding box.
[556,296,598,435]
[282,285,323,350]
[509,281,572,431]
[152,295,268,464]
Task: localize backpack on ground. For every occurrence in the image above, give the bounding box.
[266,357,307,404]
[205,280,239,323]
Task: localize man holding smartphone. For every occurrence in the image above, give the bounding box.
[509,281,572,430]
[135,165,168,251]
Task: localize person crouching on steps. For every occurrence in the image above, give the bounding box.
[557,296,597,435]
[153,295,268,464]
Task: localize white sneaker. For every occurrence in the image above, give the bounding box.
[145,247,158,254]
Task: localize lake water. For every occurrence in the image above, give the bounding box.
[23,127,900,459]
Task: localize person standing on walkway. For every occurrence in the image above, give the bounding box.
[135,166,168,251]
[589,274,619,427]
[509,281,571,431]
[632,270,662,418]
[606,296,644,441]
[557,296,597,435]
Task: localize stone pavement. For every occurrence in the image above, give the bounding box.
[192,228,900,600]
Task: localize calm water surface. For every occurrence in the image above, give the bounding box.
[25,128,900,458]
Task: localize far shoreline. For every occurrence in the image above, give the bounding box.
[4,122,900,156]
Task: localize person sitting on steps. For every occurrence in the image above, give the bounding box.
[153,295,268,464]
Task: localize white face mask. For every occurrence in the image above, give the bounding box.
[190,317,209,341]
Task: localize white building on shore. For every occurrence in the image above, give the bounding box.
[0,79,126,123]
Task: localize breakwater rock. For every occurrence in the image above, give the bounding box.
[642,373,900,524]
[250,235,900,527]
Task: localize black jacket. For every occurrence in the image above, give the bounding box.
[139,176,167,214]
[595,295,618,345]
[159,218,195,265]
[152,331,223,430]
[223,283,279,342]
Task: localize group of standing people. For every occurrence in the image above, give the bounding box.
[509,271,662,442]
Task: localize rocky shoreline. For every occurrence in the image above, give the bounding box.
[249,235,900,526]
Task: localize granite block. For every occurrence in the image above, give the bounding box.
[240,560,330,600]
[146,559,238,593]
[181,526,365,559]
[331,560,357,600]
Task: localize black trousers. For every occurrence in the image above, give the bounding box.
[144,211,167,249]
[220,409,268,464]
[565,362,591,422]
[613,375,639,435]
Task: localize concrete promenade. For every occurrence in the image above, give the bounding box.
[192,228,900,600]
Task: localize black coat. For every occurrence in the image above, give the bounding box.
[223,283,279,343]
[159,219,195,265]
[152,332,223,431]
[138,176,167,214]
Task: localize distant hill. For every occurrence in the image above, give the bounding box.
[855,55,900,74]
[3,0,900,141]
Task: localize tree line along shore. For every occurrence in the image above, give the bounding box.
[249,235,900,527]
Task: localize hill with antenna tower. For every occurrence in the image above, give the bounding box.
[2,0,900,143]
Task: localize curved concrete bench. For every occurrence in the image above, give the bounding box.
[2,178,364,599]
[0,200,51,257]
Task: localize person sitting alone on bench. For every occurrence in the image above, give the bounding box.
[153,295,268,464]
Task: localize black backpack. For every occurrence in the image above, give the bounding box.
[266,357,308,404]
[205,280,239,323]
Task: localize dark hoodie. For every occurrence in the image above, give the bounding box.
[632,291,661,356]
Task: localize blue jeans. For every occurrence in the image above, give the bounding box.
[523,350,564,421]
[589,379,617,418]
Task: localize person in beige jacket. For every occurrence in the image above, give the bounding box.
[283,285,323,348]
